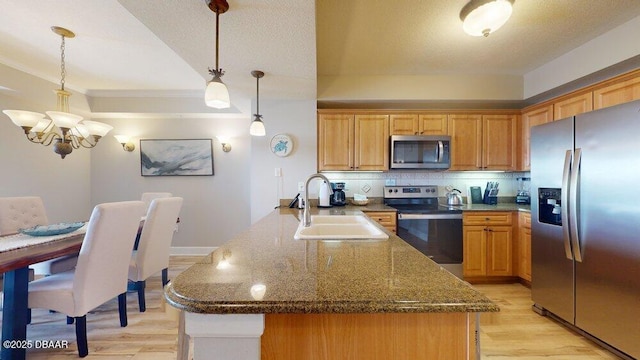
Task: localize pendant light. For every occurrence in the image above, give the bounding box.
[460,0,514,37]
[205,0,231,109]
[2,26,113,159]
[249,70,266,137]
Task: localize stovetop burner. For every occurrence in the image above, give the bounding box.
[383,186,462,214]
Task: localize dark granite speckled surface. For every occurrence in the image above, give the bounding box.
[164,208,499,315]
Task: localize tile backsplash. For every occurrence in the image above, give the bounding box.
[320,171,530,200]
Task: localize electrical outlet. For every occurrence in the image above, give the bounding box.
[274,167,282,177]
[298,182,305,192]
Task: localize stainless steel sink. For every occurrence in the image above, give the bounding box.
[293,215,389,240]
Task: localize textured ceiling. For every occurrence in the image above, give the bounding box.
[1,0,640,115]
[317,0,640,76]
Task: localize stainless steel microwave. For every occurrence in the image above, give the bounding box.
[390,135,451,170]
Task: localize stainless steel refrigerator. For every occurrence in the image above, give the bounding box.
[531,99,640,359]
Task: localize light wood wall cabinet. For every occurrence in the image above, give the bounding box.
[318,113,389,171]
[518,212,532,282]
[593,75,640,110]
[521,104,553,171]
[463,212,514,279]
[390,114,448,135]
[448,114,516,171]
[553,92,593,120]
[363,211,397,233]
[448,114,482,170]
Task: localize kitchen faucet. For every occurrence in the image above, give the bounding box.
[302,173,333,227]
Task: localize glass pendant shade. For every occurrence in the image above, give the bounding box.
[46,111,83,129]
[81,120,114,137]
[205,78,231,109]
[461,0,513,37]
[2,110,45,128]
[30,120,51,133]
[249,116,266,136]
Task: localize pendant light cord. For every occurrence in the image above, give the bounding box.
[215,10,220,71]
[256,75,260,115]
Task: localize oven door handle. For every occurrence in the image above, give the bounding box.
[398,213,462,220]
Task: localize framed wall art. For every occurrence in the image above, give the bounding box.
[140,139,214,176]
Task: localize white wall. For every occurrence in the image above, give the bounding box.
[524,15,640,98]
[89,115,252,249]
[249,99,318,223]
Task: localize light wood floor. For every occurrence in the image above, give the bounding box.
[2,257,622,359]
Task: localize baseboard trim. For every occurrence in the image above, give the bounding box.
[170,246,216,256]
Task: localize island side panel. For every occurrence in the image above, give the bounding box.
[261,312,476,360]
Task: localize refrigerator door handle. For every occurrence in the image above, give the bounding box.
[562,150,574,260]
[570,148,583,262]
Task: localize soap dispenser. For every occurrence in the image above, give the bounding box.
[318,180,332,208]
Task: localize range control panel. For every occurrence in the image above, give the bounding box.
[384,186,438,199]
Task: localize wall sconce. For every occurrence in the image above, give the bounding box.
[114,134,135,152]
[216,136,232,152]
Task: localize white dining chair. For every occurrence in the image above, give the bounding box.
[128,197,183,312]
[141,192,172,212]
[0,196,49,235]
[28,200,145,358]
[0,196,48,296]
[0,196,79,277]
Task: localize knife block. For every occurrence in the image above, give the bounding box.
[482,187,498,205]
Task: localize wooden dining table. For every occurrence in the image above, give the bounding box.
[0,229,85,360]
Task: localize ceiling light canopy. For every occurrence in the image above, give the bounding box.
[249,70,266,137]
[2,26,113,159]
[460,0,514,37]
[205,0,231,109]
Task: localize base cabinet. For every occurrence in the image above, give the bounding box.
[363,211,397,233]
[262,312,477,360]
[463,212,514,280]
[518,212,532,282]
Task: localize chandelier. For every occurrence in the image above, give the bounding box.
[2,26,113,159]
[204,0,231,109]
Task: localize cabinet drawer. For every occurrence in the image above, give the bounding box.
[463,212,512,226]
[364,211,397,232]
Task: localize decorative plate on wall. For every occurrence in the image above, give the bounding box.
[270,134,293,157]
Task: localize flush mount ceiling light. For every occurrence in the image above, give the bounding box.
[2,26,113,159]
[460,0,514,37]
[249,70,266,137]
[204,0,231,109]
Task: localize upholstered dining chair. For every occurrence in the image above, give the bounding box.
[0,196,48,294]
[28,200,145,358]
[128,197,183,312]
[141,192,172,212]
[0,196,79,276]
[0,196,49,235]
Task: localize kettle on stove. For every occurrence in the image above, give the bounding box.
[446,188,463,206]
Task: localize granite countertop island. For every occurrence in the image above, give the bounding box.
[165,208,497,314]
[165,207,498,360]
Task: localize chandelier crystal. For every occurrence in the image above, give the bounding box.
[2,26,113,159]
